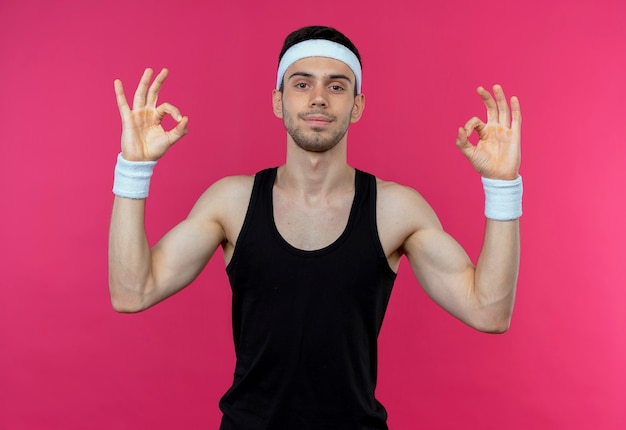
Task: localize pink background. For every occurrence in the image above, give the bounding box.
[1,0,625,428]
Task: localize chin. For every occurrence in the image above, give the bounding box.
[294,140,340,153]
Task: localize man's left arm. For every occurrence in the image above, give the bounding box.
[403,84,522,333]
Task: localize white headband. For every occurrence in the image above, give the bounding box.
[276,39,362,93]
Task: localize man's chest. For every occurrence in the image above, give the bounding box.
[272,189,354,251]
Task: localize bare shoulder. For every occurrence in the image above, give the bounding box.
[187,174,255,243]
[376,177,441,230]
[375,177,442,263]
[195,174,255,206]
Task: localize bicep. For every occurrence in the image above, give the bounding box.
[153,217,223,288]
[404,224,477,323]
[145,195,227,306]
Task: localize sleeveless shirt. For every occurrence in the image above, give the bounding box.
[220,167,397,430]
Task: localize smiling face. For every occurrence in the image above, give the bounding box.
[273,56,365,153]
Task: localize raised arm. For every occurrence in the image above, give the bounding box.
[108,68,223,313]
[402,85,522,333]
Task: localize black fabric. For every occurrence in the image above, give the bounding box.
[220,167,397,430]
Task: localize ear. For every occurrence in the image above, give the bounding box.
[272,89,283,118]
[350,93,365,123]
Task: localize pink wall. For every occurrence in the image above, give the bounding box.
[1,0,624,428]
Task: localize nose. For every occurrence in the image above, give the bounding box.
[309,86,327,108]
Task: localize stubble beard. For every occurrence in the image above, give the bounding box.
[282,105,352,153]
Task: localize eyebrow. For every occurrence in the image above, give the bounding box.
[287,71,353,84]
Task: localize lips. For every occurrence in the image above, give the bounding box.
[300,113,334,126]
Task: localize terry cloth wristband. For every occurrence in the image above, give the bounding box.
[112,153,157,199]
[482,176,523,221]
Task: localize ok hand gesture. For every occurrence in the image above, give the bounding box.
[456,85,521,180]
[114,68,188,161]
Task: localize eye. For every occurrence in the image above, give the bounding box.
[329,84,345,92]
[295,82,309,89]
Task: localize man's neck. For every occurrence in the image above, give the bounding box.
[277,139,354,197]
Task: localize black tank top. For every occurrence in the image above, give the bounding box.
[220,167,396,430]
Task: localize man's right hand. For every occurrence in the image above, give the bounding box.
[114,68,188,161]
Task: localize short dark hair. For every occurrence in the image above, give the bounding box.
[278,26,362,65]
[277,26,362,93]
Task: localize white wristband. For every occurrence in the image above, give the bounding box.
[112,153,157,199]
[482,176,523,221]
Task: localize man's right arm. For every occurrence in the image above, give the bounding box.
[108,67,223,312]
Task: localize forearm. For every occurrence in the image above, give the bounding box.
[108,196,154,312]
[472,218,520,332]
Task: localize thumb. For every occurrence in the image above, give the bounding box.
[455,127,473,153]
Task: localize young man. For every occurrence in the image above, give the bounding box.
[109,26,522,430]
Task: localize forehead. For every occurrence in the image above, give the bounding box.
[285,56,355,81]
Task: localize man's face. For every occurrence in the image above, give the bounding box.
[273,56,364,153]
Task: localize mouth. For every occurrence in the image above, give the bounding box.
[300,113,334,127]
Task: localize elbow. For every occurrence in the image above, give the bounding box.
[477,319,511,334]
[466,309,513,334]
[110,297,144,314]
[109,280,148,314]
[469,292,516,334]
[469,312,512,334]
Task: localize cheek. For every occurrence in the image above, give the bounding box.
[281,99,301,120]
[280,102,290,120]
